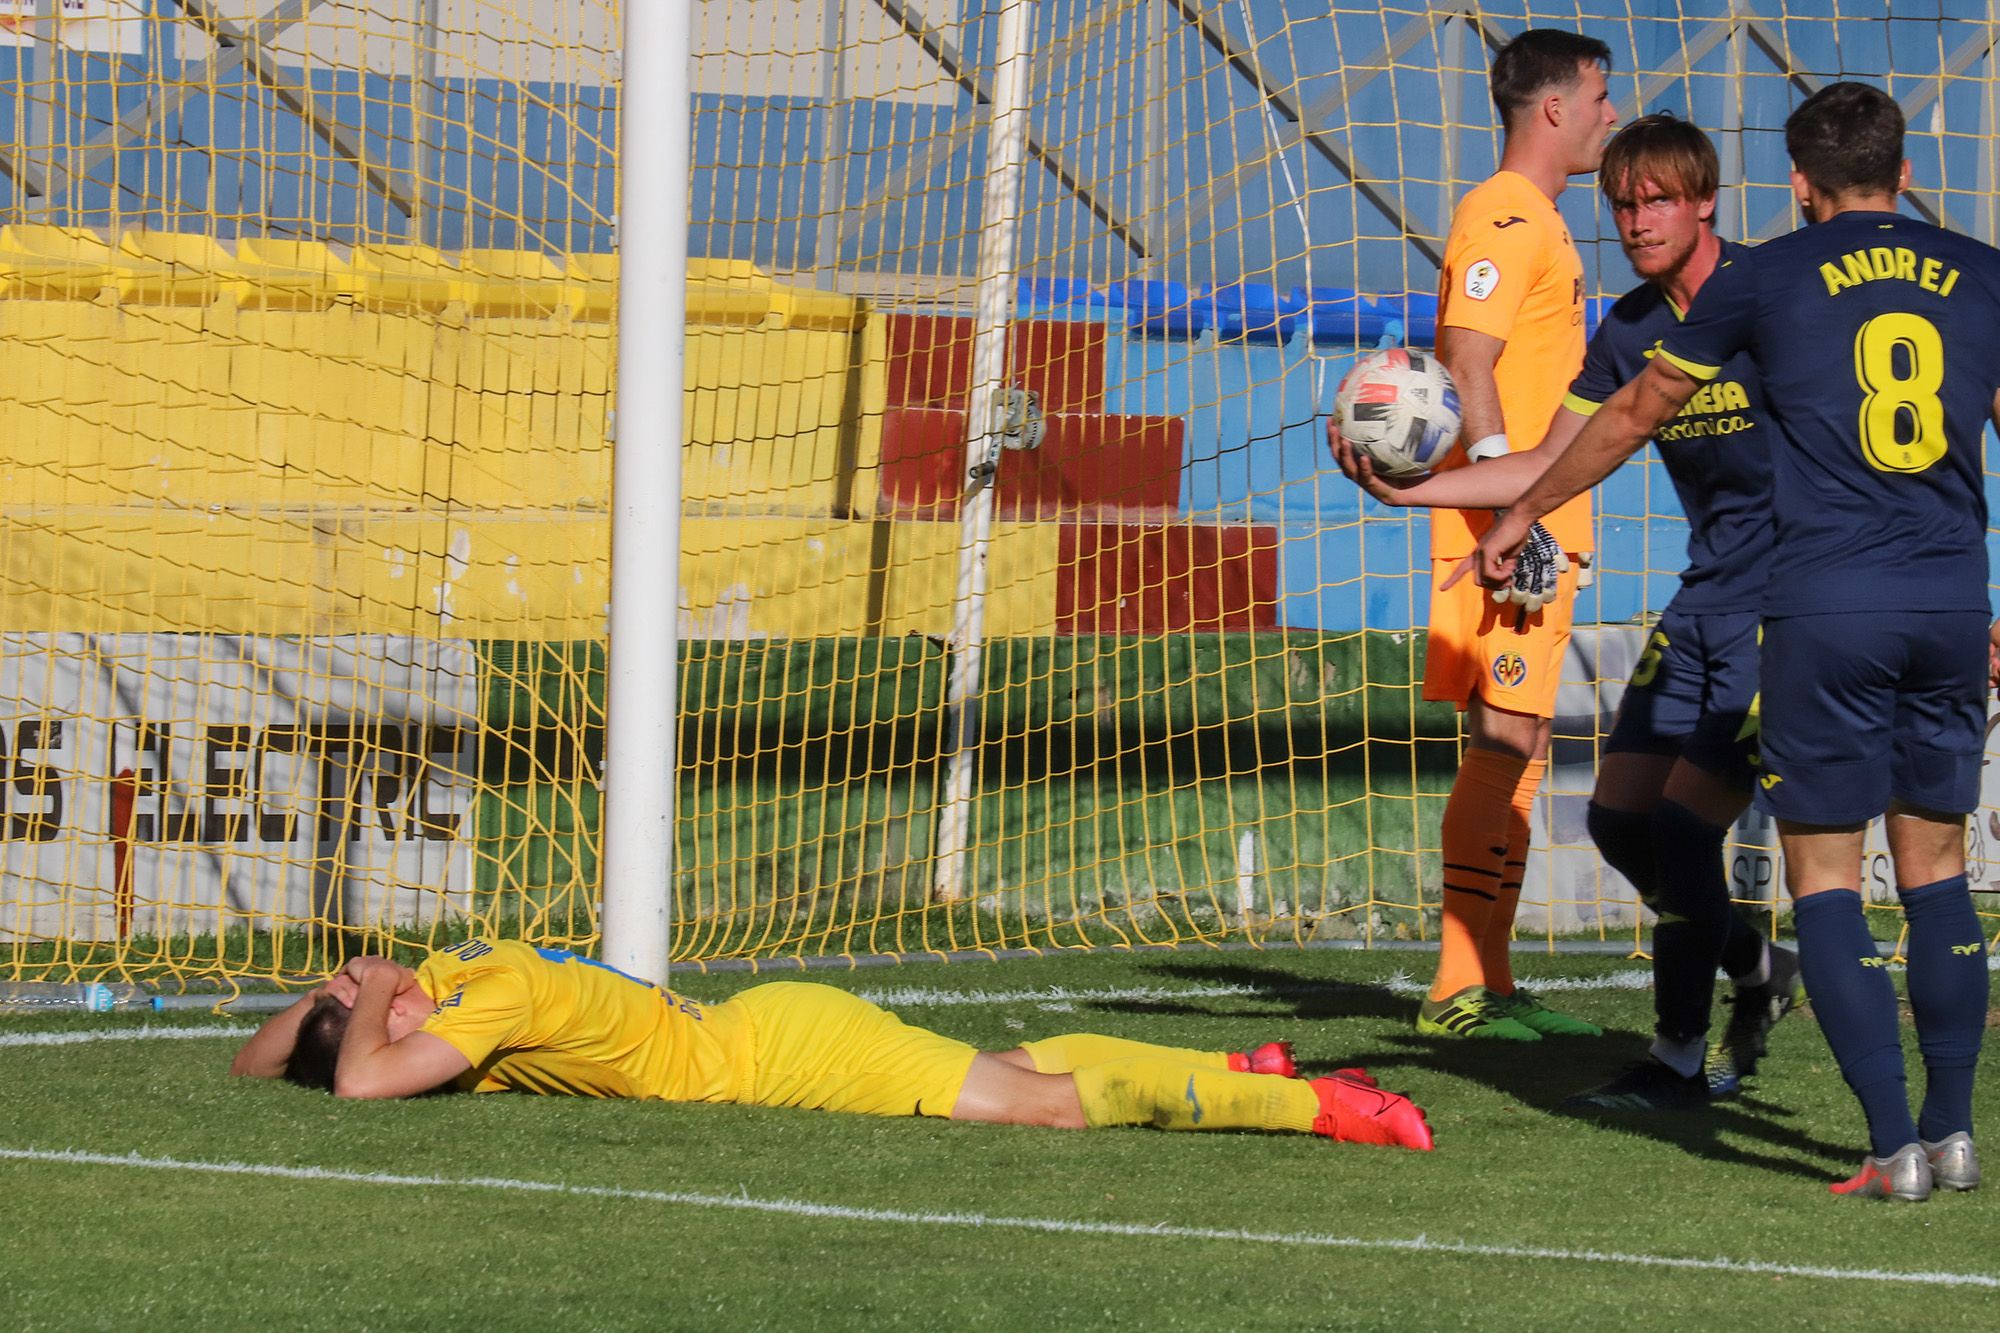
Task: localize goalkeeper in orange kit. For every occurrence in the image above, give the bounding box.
[231,937,1434,1151]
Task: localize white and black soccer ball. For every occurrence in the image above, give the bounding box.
[1331,347,1463,478]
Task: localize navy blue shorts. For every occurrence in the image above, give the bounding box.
[1605,607,1760,791]
[1755,610,1989,824]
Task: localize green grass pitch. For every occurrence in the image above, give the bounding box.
[3,949,1996,1330]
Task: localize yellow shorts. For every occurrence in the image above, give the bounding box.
[1421,557,1578,718]
[731,982,978,1119]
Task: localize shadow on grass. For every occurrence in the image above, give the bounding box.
[1121,956,1853,1184]
[1343,1030,1853,1183]
[1078,957,1413,1025]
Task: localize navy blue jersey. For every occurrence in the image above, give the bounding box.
[1566,240,1773,614]
[1660,212,2000,616]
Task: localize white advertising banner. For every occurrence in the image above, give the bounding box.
[0,1,144,55]
[0,635,479,943]
[1522,624,2000,934]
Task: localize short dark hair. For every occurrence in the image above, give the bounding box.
[1490,29,1613,125]
[1785,81,1903,197]
[283,995,351,1093]
[1600,113,1720,206]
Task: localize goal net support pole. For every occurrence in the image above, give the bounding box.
[932,0,1036,904]
[601,0,694,983]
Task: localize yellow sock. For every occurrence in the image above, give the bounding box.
[1070,1057,1317,1133]
[1020,1033,1231,1075]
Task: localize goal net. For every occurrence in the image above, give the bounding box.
[3,0,1995,986]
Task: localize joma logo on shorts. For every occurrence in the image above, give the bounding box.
[1952,943,1983,956]
[1490,652,1528,688]
[1859,957,1888,969]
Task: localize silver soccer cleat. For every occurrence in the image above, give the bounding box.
[1830,1143,1933,1202]
[1922,1132,1981,1192]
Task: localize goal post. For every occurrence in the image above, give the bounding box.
[932,0,1035,906]
[600,0,694,985]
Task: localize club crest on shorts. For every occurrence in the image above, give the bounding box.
[1490,652,1528,689]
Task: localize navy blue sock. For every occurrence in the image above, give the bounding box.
[1898,876,1988,1142]
[1587,802,1658,905]
[1793,889,1916,1156]
[1716,911,1768,984]
[1650,801,1735,1041]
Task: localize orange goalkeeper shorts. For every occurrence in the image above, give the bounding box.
[1421,556,1578,718]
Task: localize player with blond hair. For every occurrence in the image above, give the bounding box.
[1336,114,1804,1107]
[1463,82,1995,1199]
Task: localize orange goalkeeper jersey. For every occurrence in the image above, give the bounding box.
[1431,169,1592,557]
[415,938,752,1102]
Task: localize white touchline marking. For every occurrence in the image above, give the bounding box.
[1,1145,1993,1291]
[854,969,1656,1010]
[12,951,1987,1041]
[0,975,1659,1042]
[0,1024,253,1048]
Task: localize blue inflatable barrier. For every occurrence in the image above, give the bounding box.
[1107,280,1213,337]
[1209,282,1304,343]
[1016,276,1098,311]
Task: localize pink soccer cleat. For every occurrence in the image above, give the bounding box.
[1310,1067,1435,1151]
[1227,1040,1297,1078]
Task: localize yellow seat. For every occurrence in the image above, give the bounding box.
[565,251,618,322]
[685,258,774,326]
[0,225,121,299]
[770,283,862,331]
[349,243,465,311]
[233,237,359,309]
[457,247,581,317]
[114,230,233,305]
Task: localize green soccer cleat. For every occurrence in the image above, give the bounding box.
[1416,986,1541,1041]
[1493,988,1603,1037]
[1714,943,1806,1079]
[1560,1058,1713,1112]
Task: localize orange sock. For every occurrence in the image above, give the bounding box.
[1478,758,1545,994]
[1429,748,1532,1002]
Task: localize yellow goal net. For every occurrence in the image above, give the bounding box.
[2,1,1996,988]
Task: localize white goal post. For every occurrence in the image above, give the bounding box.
[600,0,695,984]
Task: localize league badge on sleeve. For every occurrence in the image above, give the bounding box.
[1464,260,1500,301]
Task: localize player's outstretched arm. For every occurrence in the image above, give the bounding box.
[1451,357,1700,590]
[330,956,470,1099]
[1331,407,1588,509]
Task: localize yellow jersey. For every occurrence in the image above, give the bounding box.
[415,938,753,1102]
[1433,169,1591,556]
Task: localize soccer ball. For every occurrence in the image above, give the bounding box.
[1331,347,1462,478]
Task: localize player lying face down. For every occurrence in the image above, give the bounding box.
[231,939,1433,1150]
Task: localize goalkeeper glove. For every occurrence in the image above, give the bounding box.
[1491,521,1570,613]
